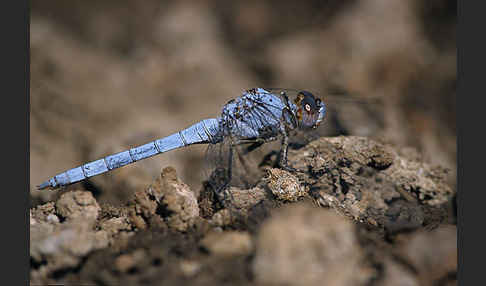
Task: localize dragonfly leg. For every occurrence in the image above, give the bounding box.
[214,144,234,208]
[212,144,246,225]
[278,127,293,170]
[278,109,299,172]
[233,137,278,155]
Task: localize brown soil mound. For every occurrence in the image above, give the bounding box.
[30,136,456,285]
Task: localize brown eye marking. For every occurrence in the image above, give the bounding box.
[296,107,303,121]
[294,92,305,105]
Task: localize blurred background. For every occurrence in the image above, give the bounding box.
[30,0,456,207]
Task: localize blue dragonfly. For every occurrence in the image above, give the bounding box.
[38,87,360,201]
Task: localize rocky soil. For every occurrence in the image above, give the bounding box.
[30,136,456,285]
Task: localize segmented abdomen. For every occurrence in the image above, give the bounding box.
[38,118,220,190]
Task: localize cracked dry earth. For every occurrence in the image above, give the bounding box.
[30,136,457,286]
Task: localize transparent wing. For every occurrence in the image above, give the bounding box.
[265,87,385,137]
[204,136,278,194]
[229,93,285,142]
[322,96,385,137]
[204,101,284,199]
[204,137,232,195]
[264,87,384,105]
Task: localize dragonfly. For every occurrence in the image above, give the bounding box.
[37,87,355,201]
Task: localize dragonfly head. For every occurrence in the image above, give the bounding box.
[294,90,326,130]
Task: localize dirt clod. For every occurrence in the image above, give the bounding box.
[253,203,370,286]
[397,225,457,285]
[30,219,109,280]
[114,249,147,273]
[264,168,307,201]
[55,190,101,222]
[290,136,453,234]
[149,167,200,231]
[200,230,253,257]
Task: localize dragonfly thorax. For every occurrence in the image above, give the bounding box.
[218,88,289,140]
